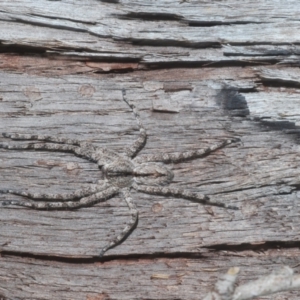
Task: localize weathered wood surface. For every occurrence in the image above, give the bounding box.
[1,0,300,65]
[1,249,300,300]
[1,1,300,299]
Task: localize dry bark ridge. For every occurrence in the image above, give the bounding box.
[1,0,300,299]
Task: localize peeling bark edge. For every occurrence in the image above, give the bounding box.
[216,85,250,117]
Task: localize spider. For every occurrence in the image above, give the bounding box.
[0,89,239,256]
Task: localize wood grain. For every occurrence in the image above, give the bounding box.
[1,1,300,299]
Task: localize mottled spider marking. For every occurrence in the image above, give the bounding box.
[0,89,239,256]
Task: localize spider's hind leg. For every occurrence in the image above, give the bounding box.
[132,184,238,210]
[99,187,138,257]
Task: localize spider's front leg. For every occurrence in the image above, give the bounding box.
[132,183,238,210]
[134,138,240,164]
[121,89,147,159]
[1,185,119,209]
[0,140,80,152]
[0,137,100,163]
[0,182,109,202]
[99,187,138,257]
[2,133,81,146]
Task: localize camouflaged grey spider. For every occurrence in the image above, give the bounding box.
[0,89,238,256]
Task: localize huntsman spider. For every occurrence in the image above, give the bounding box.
[0,89,239,256]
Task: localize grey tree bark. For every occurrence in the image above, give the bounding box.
[1,1,300,299]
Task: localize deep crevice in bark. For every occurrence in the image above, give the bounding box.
[120,12,182,22]
[144,60,281,69]
[260,78,300,88]
[206,241,300,252]
[188,21,268,27]
[2,240,300,263]
[0,250,207,263]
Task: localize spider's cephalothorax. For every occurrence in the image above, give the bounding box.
[0,89,239,256]
[103,156,174,188]
[102,157,136,188]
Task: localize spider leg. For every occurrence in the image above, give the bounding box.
[0,182,108,202]
[2,132,81,146]
[133,138,240,164]
[0,141,79,152]
[1,133,113,163]
[0,140,100,163]
[99,187,138,257]
[1,186,119,209]
[121,89,147,159]
[132,183,238,210]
